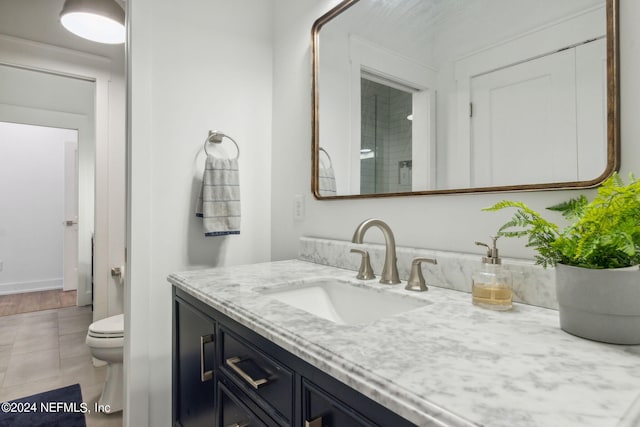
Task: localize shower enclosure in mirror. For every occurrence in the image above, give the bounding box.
[311,0,619,199]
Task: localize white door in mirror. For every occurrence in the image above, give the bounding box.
[470,39,606,187]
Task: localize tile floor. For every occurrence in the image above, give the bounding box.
[0,289,77,316]
[0,305,122,426]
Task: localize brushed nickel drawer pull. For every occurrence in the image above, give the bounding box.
[226,423,249,427]
[305,417,322,427]
[226,357,269,389]
[200,334,214,382]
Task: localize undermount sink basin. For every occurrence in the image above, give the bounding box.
[260,278,430,325]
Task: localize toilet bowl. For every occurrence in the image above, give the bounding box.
[86,314,124,413]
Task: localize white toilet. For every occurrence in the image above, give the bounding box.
[85,313,124,413]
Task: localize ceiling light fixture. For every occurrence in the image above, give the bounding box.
[60,0,125,45]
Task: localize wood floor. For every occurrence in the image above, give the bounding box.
[0,289,77,317]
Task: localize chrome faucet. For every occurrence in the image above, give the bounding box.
[351,218,401,285]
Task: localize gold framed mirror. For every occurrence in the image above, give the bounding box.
[312,0,619,199]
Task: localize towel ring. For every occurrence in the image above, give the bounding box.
[204,130,240,160]
[319,147,332,168]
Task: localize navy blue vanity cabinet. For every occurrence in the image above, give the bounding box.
[173,287,417,427]
[173,291,217,427]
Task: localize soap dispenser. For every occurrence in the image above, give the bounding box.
[472,236,513,311]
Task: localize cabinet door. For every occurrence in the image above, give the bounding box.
[174,297,216,427]
[302,379,377,427]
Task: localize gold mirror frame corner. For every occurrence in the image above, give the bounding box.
[311,0,620,200]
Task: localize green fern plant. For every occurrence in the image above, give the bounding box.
[484,173,640,269]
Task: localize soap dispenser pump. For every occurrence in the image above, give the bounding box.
[472,236,513,311]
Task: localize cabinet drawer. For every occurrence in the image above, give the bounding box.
[220,327,294,423]
[302,379,377,427]
[219,380,269,427]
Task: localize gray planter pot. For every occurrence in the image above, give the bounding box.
[556,263,640,345]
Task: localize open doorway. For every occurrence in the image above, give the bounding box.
[0,122,80,313]
[0,62,97,314]
[0,121,92,314]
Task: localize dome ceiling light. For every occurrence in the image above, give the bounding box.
[60,0,125,44]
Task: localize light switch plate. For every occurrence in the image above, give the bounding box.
[293,194,305,220]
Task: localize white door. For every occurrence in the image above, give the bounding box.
[63,140,79,292]
[470,48,577,187]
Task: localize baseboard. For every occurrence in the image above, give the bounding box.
[0,278,63,295]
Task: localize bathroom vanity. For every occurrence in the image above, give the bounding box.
[170,259,640,427]
[174,286,415,427]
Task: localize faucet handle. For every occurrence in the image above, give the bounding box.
[350,249,376,280]
[405,257,437,292]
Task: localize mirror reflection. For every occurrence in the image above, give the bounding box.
[312,0,618,198]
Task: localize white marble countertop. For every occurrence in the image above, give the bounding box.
[168,260,640,427]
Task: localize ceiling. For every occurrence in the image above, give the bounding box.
[0,0,125,61]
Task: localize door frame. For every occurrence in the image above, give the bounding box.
[63,139,80,293]
[0,34,114,312]
[0,111,88,301]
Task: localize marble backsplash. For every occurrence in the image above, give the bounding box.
[298,236,558,310]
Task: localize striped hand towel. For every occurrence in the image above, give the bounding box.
[195,155,240,236]
[318,166,337,196]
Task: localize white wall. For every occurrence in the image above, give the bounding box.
[106,57,127,318]
[0,122,76,293]
[271,0,639,264]
[126,0,273,425]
